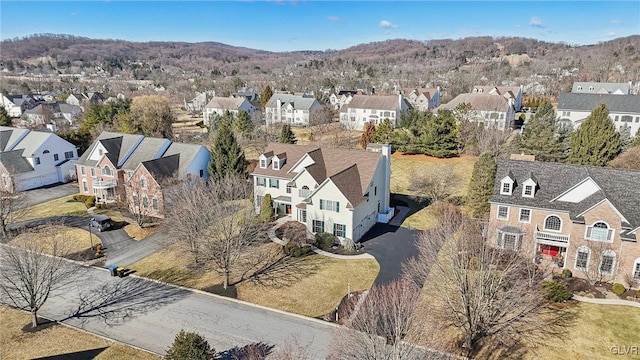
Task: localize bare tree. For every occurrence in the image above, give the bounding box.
[270,335,314,360]
[0,227,78,328]
[574,241,617,286]
[0,171,27,238]
[165,175,268,289]
[308,104,336,139]
[403,203,567,357]
[330,280,433,360]
[408,166,460,203]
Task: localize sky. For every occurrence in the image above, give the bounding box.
[1,1,639,52]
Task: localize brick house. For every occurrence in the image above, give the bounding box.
[251,143,394,242]
[488,158,640,287]
[75,132,209,217]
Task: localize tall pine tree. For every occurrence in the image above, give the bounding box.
[415,110,459,158]
[231,110,253,138]
[0,107,12,126]
[208,117,248,179]
[466,151,497,219]
[372,118,394,144]
[359,122,376,149]
[619,124,632,152]
[279,124,297,144]
[519,101,564,162]
[568,103,621,166]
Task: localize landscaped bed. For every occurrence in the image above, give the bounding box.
[565,276,640,302]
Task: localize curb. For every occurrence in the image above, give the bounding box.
[572,294,640,308]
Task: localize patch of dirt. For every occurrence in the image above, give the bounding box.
[21,318,56,333]
[203,284,238,299]
[318,290,365,324]
[391,151,476,163]
[66,247,102,262]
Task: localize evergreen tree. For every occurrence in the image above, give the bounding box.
[619,124,632,152]
[372,118,394,143]
[466,152,497,219]
[359,121,376,149]
[632,129,640,148]
[208,118,248,179]
[0,107,11,126]
[261,85,273,111]
[165,330,215,360]
[231,110,253,138]
[414,110,459,158]
[568,103,621,166]
[519,101,564,162]
[279,124,297,144]
[260,194,274,221]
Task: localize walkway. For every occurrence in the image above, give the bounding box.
[572,294,640,308]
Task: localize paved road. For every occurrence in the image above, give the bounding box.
[19,182,78,209]
[359,223,420,285]
[5,253,333,358]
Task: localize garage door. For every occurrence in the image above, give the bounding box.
[40,172,59,185]
[16,176,43,191]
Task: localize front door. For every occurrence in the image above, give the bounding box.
[285,204,292,214]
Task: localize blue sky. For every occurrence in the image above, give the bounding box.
[1,1,639,52]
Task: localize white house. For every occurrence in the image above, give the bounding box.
[471,85,523,111]
[571,82,632,95]
[1,93,44,118]
[438,93,516,131]
[400,87,441,111]
[0,126,78,191]
[264,94,322,126]
[252,143,394,242]
[339,95,411,131]
[557,93,640,136]
[203,97,258,126]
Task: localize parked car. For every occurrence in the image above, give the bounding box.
[89,215,113,232]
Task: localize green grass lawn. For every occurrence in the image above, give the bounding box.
[16,195,88,222]
[129,242,379,318]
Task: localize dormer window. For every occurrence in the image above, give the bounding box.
[260,159,267,168]
[272,159,280,170]
[500,176,514,195]
[521,178,537,198]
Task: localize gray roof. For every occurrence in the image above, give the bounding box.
[439,93,511,112]
[76,132,144,167]
[162,142,206,177]
[557,93,640,114]
[343,95,403,111]
[490,159,640,229]
[571,82,631,94]
[0,127,29,151]
[0,149,34,174]
[204,97,248,110]
[265,94,320,111]
[121,137,170,171]
[13,131,53,157]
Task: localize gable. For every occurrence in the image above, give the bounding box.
[89,142,108,161]
[554,177,601,203]
[289,153,316,174]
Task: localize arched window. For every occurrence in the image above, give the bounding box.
[633,258,640,281]
[141,176,148,189]
[544,215,562,231]
[43,150,50,154]
[142,195,149,209]
[299,185,310,198]
[102,165,112,176]
[132,192,138,207]
[599,250,616,275]
[152,196,159,211]
[574,246,591,270]
[586,221,614,242]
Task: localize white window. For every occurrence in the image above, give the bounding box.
[91,168,96,177]
[152,196,158,211]
[81,167,86,175]
[320,199,339,212]
[299,186,310,198]
[496,231,522,250]
[585,221,614,242]
[272,159,280,170]
[256,195,263,208]
[103,166,112,176]
[142,196,149,209]
[523,185,534,197]
[82,180,88,193]
[497,206,509,220]
[260,159,267,168]
[544,215,562,232]
[269,178,279,188]
[599,250,616,275]
[256,177,266,187]
[141,176,148,189]
[286,184,292,194]
[34,157,41,165]
[633,258,640,280]
[312,220,325,233]
[65,151,74,159]
[500,177,514,195]
[54,154,59,161]
[132,193,139,206]
[575,246,590,270]
[298,209,307,223]
[519,209,531,222]
[334,224,346,237]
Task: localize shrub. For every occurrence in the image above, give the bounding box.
[612,283,626,295]
[84,196,96,208]
[314,232,336,250]
[73,194,90,202]
[340,237,355,252]
[260,194,274,221]
[285,243,312,258]
[561,269,573,278]
[543,281,572,302]
[95,203,106,209]
[165,329,215,360]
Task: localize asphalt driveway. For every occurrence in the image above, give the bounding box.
[19,182,79,209]
[359,223,420,285]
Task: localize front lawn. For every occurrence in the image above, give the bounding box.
[15,194,88,222]
[0,306,160,360]
[129,242,379,318]
[10,225,100,259]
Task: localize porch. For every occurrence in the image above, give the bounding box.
[534,230,570,268]
[272,195,292,216]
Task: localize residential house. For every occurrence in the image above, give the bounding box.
[252,143,394,242]
[488,158,640,287]
[471,85,523,111]
[399,87,441,110]
[264,93,322,126]
[66,92,103,108]
[556,93,640,136]
[22,102,82,126]
[571,82,632,95]
[234,87,259,102]
[339,95,411,131]
[203,97,258,126]
[438,93,515,131]
[329,90,358,111]
[185,90,216,113]
[0,93,44,118]
[75,131,210,217]
[0,126,78,191]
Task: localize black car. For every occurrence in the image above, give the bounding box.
[89,215,113,232]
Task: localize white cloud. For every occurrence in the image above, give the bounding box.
[529,17,545,28]
[606,31,616,37]
[379,20,397,29]
[327,16,343,23]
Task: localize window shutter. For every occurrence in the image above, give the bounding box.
[333,223,336,235]
[586,227,592,238]
[320,199,324,210]
[344,225,347,237]
[607,229,613,241]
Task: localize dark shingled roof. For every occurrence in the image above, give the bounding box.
[557,93,640,113]
[0,149,34,174]
[490,159,640,229]
[141,154,180,179]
